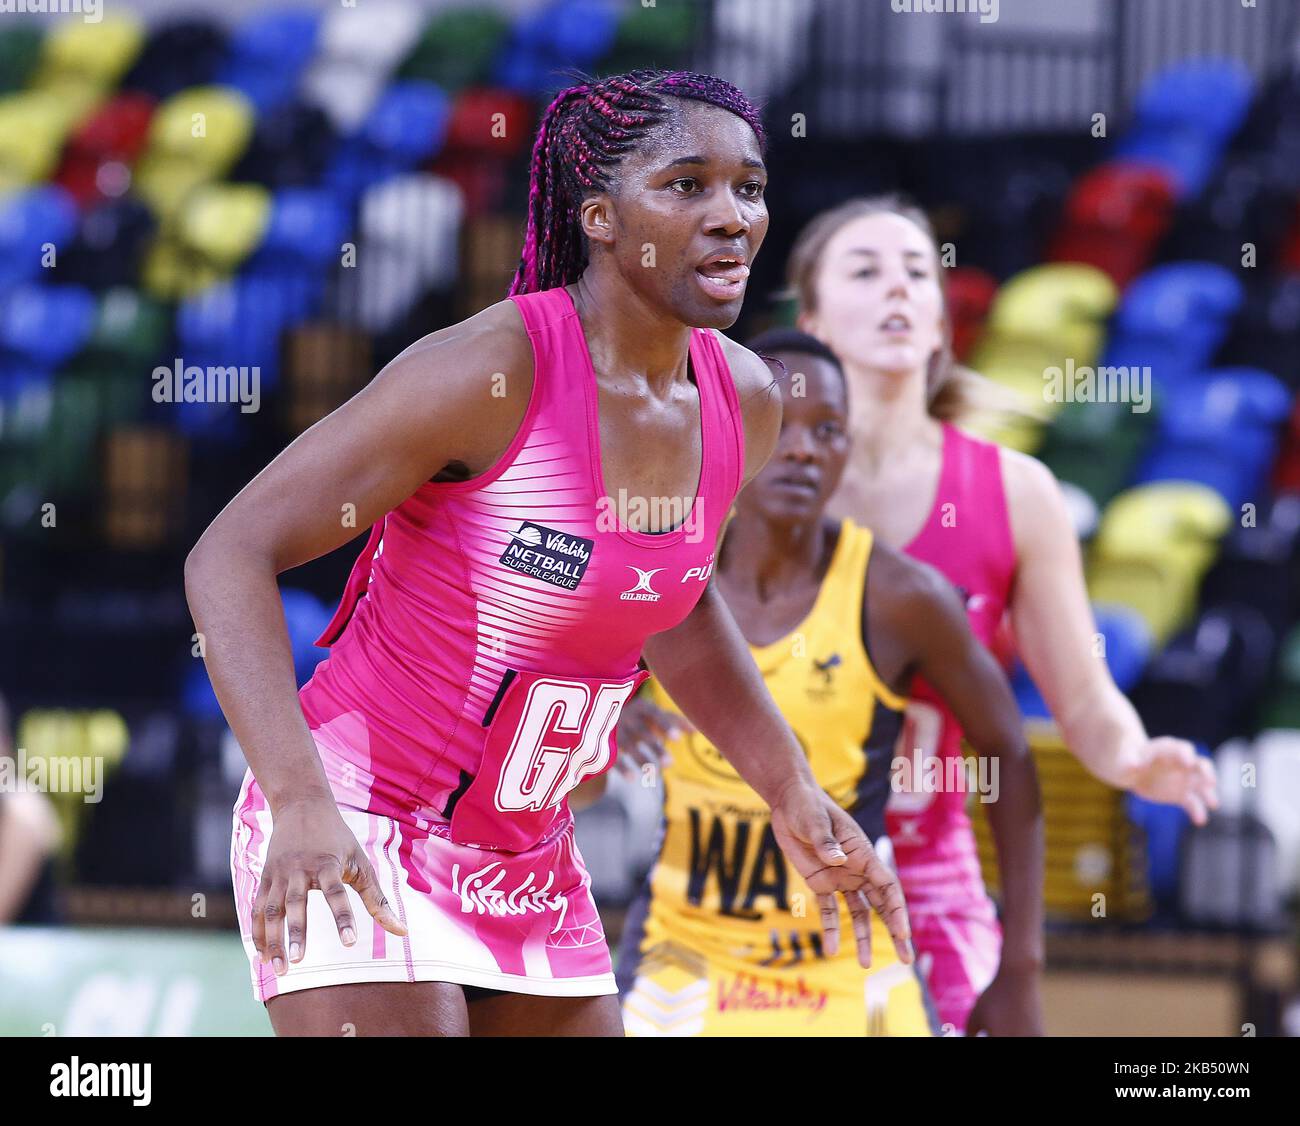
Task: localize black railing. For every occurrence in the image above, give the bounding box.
[693,0,1300,138]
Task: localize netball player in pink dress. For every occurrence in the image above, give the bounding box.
[787,195,1219,1034]
[185,72,911,1037]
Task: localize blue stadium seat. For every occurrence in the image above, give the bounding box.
[1130,59,1254,143]
[218,9,323,114]
[0,186,78,286]
[1103,263,1245,380]
[1134,368,1292,507]
[1126,789,1193,903]
[251,187,351,269]
[280,586,332,686]
[325,80,450,201]
[1117,60,1253,197]
[531,0,621,68]
[1093,604,1153,692]
[0,284,96,367]
[1009,660,1051,720]
[175,270,324,393]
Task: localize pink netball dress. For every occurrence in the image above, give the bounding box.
[886,422,1017,1032]
[230,286,745,1002]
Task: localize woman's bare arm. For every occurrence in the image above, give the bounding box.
[184,300,534,970]
[185,301,533,814]
[1002,449,1217,822]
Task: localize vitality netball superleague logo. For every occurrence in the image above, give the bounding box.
[499,522,593,591]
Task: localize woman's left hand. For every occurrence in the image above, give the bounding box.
[769,781,913,970]
[1116,736,1219,826]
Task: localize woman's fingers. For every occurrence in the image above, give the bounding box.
[343,849,407,937]
[284,870,310,965]
[846,890,874,970]
[256,877,288,975]
[318,859,359,947]
[250,877,271,965]
[858,848,913,965]
[817,894,840,958]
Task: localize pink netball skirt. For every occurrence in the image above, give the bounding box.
[229,765,617,1004]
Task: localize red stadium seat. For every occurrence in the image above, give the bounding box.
[444,87,534,157]
[1048,161,1176,288]
[1273,398,1300,494]
[944,265,998,361]
[52,91,154,208]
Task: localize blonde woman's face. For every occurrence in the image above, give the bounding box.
[799,212,945,378]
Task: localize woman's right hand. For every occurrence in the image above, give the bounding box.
[614,695,692,780]
[252,796,408,975]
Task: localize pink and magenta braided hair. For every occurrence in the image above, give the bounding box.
[508,69,766,296]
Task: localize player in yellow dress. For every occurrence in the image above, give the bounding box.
[601,329,1045,1036]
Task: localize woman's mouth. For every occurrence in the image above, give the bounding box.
[695,259,750,301]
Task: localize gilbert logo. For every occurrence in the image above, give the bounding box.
[451,860,569,934]
[621,566,663,603]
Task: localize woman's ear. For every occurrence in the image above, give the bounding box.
[579,195,615,247]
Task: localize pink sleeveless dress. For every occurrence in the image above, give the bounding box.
[885,422,1017,1032]
[230,286,745,1002]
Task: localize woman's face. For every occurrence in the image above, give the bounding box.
[590,101,769,330]
[798,211,945,377]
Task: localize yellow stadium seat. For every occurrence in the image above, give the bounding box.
[145,86,255,174]
[26,74,104,134]
[132,152,212,225]
[964,406,1048,455]
[969,335,1070,378]
[1092,482,1232,559]
[141,236,224,301]
[34,13,144,89]
[177,183,271,271]
[0,90,81,189]
[1086,483,1232,642]
[1088,558,1202,643]
[977,263,1119,369]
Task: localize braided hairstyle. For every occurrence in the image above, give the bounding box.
[508,69,766,297]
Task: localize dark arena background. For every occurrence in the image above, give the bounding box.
[1,0,1298,1046]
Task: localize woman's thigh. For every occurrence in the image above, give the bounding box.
[466,991,624,1037]
[267,981,471,1036]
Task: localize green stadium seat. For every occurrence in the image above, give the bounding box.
[0,26,43,94]
[398,9,510,91]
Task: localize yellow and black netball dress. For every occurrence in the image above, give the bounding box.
[617,519,935,1036]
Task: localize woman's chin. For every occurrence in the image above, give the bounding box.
[862,347,926,378]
